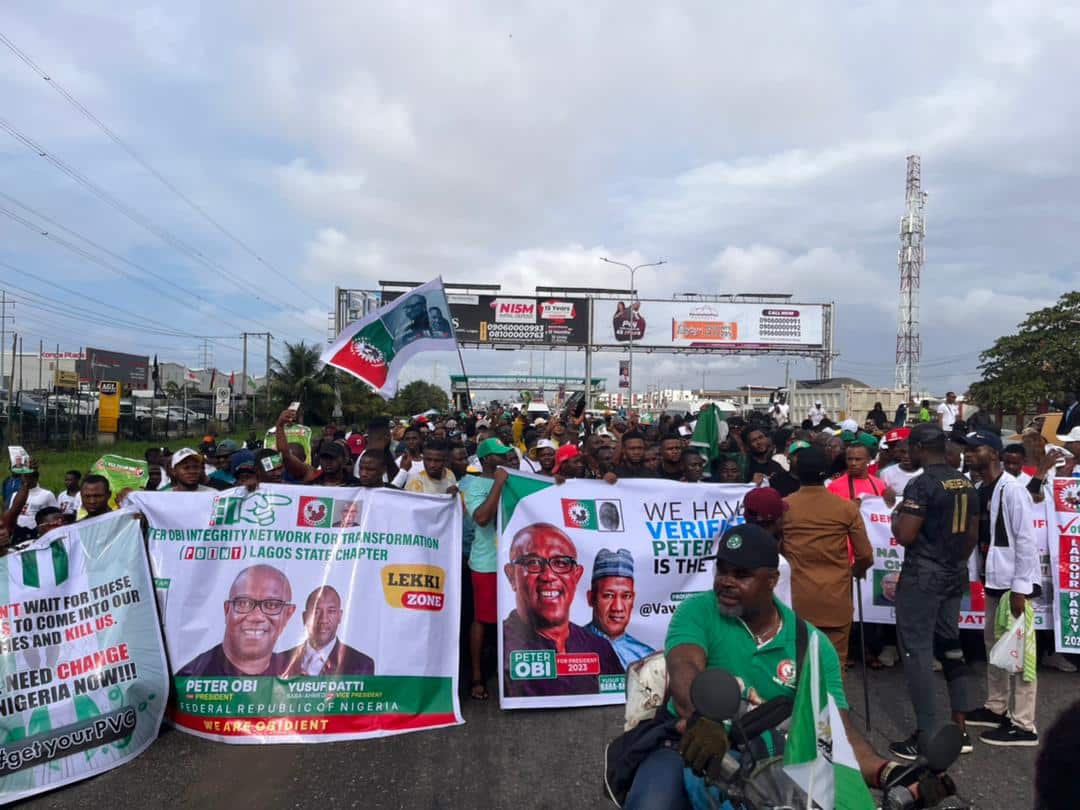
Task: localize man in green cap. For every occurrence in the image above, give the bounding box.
[462,437,517,700]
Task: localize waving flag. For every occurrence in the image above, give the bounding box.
[783,632,875,809]
[322,277,457,398]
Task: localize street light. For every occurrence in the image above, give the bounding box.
[600,257,666,413]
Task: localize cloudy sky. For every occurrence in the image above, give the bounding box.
[1,1,1077,400]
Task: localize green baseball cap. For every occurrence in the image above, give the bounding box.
[477,438,514,459]
[788,440,811,455]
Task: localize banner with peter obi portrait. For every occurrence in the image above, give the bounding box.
[497,473,773,710]
[854,495,1054,631]
[128,485,463,743]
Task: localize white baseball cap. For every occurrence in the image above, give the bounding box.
[171,447,203,466]
[1056,427,1080,443]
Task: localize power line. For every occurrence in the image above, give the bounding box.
[0,114,307,317]
[0,194,287,335]
[0,30,325,310]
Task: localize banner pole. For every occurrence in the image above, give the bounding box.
[855,576,871,732]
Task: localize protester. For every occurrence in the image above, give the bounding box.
[656,435,685,481]
[464,438,516,700]
[962,429,1040,747]
[166,448,217,492]
[807,400,827,427]
[613,430,654,478]
[395,438,458,494]
[680,450,705,483]
[866,401,888,430]
[889,424,979,760]
[743,427,785,483]
[781,446,872,666]
[623,523,913,809]
[56,470,82,520]
[79,474,113,519]
[527,438,557,476]
[878,428,921,493]
[715,457,743,484]
[230,451,259,491]
[937,391,960,433]
[553,444,586,480]
[254,449,285,484]
[828,443,896,507]
[208,439,240,489]
[276,411,360,486]
[1059,392,1080,435]
[6,462,57,539]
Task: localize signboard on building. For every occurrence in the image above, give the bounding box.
[591,300,825,350]
[214,387,231,420]
[379,292,590,346]
[98,380,120,433]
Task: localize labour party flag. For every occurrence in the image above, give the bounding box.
[562,498,598,530]
[322,277,457,398]
[783,632,875,810]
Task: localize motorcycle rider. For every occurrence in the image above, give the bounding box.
[624,523,942,809]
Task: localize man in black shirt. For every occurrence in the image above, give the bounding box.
[657,435,684,481]
[613,431,655,478]
[889,424,979,760]
[744,427,785,483]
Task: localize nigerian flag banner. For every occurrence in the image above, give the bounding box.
[783,632,874,809]
[321,277,457,398]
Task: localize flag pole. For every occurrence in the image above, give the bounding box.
[454,341,471,411]
[855,576,871,732]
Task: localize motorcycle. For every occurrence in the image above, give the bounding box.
[687,668,972,810]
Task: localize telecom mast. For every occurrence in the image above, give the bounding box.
[895,155,926,397]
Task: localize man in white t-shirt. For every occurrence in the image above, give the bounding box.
[878,428,923,494]
[936,392,960,434]
[8,468,58,532]
[808,401,827,427]
[56,470,82,519]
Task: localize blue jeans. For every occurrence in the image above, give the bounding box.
[625,746,690,810]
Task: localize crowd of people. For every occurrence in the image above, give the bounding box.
[3,391,1079,807]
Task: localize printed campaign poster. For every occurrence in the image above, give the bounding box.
[855,495,1055,630]
[0,512,168,804]
[497,473,755,709]
[1050,478,1080,653]
[129,485,463,743]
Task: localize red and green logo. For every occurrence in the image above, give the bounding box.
[297,496,334,528]
[328,321,396,388]
[561,499,598,530]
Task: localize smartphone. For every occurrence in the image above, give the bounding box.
[288,401,300,413]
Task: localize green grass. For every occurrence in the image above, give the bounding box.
[19,434,249,493]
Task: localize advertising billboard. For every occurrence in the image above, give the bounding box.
[78,347,150,388]
[380,293,590,347]
[591,300,824,350]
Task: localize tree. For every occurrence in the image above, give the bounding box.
[968,291,1080,413]
[164,380,197,400]
[337,375,390,427]
[391,380,450,416]
[267,341,337,424]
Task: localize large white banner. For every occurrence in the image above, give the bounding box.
[129,485,463,743]
[497,473,757,709]
[590,299,824,350]
[0,513,168,804]
[855,495,1054,630]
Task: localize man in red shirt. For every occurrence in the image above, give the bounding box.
[828,442,897,508]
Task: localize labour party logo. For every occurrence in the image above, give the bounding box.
[776,659,795,686]
[726,534,743,550]
[560,499,623,532]
[297,496,334,528]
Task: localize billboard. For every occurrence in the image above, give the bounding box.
[591,300,824,349]
[379,293,590,347]
[78,347,150,388]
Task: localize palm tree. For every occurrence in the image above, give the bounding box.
[267,341,337,423]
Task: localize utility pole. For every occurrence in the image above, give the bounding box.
[895,155,926,400]
[241,332,248,423]
[0,292,12,395]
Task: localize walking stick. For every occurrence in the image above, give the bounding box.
[855,575,871,732]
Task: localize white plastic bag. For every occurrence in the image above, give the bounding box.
[989,614,1025,674]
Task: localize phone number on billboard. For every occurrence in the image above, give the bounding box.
[483,323,547,342]
[758,317,803,338]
